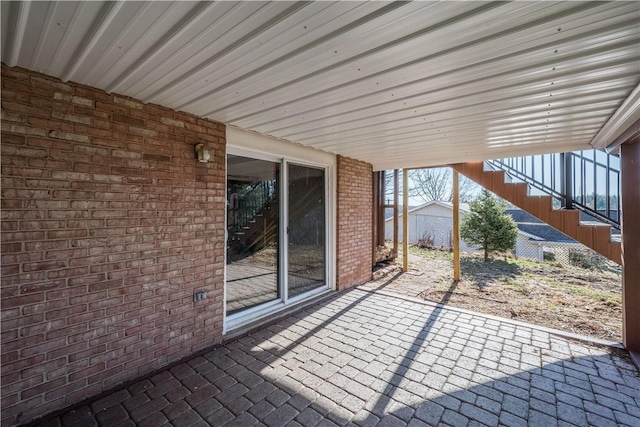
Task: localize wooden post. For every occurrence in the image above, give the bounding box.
[393,169,399,257]
[372,171,379,266]
[403,168,409,272]
[453,170,461,282]
[621,142,640,355]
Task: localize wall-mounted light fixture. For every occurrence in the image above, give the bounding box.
[195,143,213,163]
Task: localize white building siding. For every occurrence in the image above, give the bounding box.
[385,201,546,260]
[515,234,543,261]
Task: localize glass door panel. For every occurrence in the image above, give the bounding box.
[226,155,280,315]
[287,164,326,298]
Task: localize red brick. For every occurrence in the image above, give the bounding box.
[1,67,31,81]
[1,242,22,253]
[1,284,20,299]
[74,85,112,103]
[1,100,49,117]
[67,310,106,326]
[112,113,144,127]
[2,79,31,93]
[72,328,112,346]
[28,116,74,132]
[1,64,226,426]
[47,229,88,239]
[31,76,72,93]
[74,162,110,174]
[20,280,66,294]
[49,130,91,143]
[336,156,373,289]
[22,260,67,272]
[27,137,73,151]
[20,220,66,230]
[47,266,89,279]
[2,374,44,398]
[45,323,89,341]
[73,105,110,119]
[44,378,89,402]
[1,293,44,309]
[21,299,68,316]
[52,344,90,363]
[1,134,27,150]
[21,319,66,339]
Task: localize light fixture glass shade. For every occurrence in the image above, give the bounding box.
[195,143,213,163]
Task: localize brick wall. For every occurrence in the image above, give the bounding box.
[336,155,373,290]
[1,66,226,426]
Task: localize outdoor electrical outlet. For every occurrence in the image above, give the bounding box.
[193,291,207,302]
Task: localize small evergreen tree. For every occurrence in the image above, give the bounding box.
[460,189,518,261]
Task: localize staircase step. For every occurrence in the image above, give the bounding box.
[577,225,594,248]
[497,181,513,201]
[490,171,506,189]
[453,161,620,265]
[523,196,552,223]
[549,209,580,238]
[510,183,529,208]
[534,196,552,223]
[593,224,612,257]
[609,242,621,264]
[454,162,483,182]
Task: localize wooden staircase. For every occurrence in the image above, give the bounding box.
[229,176,325,258]
[451,162,621,264]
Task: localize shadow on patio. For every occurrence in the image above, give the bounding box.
[30,278,639,427]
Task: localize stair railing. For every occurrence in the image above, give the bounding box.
[228,181,277,238]
[487,149,620,229]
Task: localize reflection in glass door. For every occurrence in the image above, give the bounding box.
[226,155,279,315]
[288,164,326,298]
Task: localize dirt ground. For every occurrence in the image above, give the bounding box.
[366,247,623,342]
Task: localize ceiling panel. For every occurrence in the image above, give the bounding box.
[2,1,639,170]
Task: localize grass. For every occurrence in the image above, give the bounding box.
[538,276,621,303]
[407,245,452,258]
[500,277,527,293]
[389,244,623,340]
[405,244,621,304]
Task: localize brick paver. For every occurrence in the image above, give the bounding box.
[33,289,640,426]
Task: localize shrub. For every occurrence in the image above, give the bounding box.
[460,189,518,261]
[416,232,435,249]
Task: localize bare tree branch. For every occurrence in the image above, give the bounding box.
[382,167,477,205]
[408,167,477,203]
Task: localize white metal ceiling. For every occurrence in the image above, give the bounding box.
[2,1,639,170]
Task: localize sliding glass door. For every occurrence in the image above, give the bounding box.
[226,155,280,315]
[288,164,326,298]
[226,154,328,321]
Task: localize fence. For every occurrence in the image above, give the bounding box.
[385,212,620,272]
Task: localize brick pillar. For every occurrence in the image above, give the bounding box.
[621,141,640,353]
[336,156,373,290]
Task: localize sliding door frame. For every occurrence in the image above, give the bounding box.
[284,159,329,306]
[224,142,335,333]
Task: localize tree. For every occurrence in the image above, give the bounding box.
[382,167,477,204]
[409,167,476,203]
[460,189,518,261]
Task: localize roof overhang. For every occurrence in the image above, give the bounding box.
[2,1,639,170]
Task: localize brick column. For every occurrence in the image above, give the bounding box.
[336,155,373,290]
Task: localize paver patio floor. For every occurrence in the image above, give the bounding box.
[34,288,640,427]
